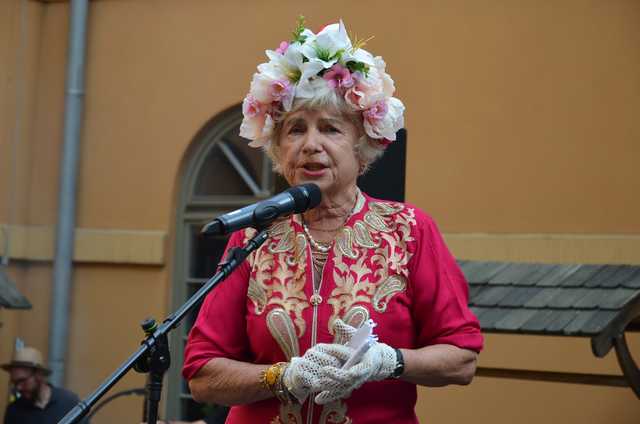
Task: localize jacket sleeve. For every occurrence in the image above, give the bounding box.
[182,230,253,380]
[407,209,483,352]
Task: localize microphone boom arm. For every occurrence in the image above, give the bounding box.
[58,229,270,424]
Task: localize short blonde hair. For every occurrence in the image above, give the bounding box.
[266,90,385,175]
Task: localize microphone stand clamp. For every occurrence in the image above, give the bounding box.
[134,318,171,424]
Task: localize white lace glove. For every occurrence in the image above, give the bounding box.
[282,343,353,403]
[314,322,397,405]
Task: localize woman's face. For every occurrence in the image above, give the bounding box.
[277,108,361,197]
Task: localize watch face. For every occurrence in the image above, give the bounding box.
[392,348,404,378]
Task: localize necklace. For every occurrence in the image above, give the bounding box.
[301,188,359,253]
[302,222,333,253]
[303,188,360,305]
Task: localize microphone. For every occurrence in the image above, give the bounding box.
[201,183,322,235]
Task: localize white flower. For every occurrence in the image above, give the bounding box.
[343,47,375,67]
[239,19,405,149]
[301,20,352,69]
[240,115,265,144]
[241,113,274,148]
[298,76,334,100]
[373,56,395,97]
[249,73,275,104]
[363,97,405,140]
[265,43,305,82]
[295,60,328,98]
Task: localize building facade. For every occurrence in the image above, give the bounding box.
[1,1,639,423]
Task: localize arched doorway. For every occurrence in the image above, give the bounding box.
[166,105,285,420]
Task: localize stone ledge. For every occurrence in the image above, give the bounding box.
[0,224,165,265]
[445,233,640,265]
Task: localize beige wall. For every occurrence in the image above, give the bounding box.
[0,0,43,226]
[0,0,639,423]
[419,376,639,424]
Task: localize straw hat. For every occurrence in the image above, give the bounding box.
[0,347,51,375]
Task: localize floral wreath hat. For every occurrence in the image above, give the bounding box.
[240,17,405,149]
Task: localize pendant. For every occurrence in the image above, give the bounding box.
[310,293,323,306]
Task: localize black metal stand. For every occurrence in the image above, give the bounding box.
[58,229,269,424]
[134,317,171,423]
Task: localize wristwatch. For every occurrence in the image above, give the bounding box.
[391,348,405,378]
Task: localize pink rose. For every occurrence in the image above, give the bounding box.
[269,79,293,103]
[344,85,365,109]
[344,71,385,109]
[242,95,264,118]
[363,97,405,140]
[363,100,388,123]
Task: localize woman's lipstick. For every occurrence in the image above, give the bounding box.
[301,163,328,178]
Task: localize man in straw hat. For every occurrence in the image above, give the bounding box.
[1,346,88,424]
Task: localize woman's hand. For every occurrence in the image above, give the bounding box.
[283,343,353,402]
[314,341,397,404]
[314,319,478,404]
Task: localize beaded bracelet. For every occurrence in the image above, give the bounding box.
[259,362,294,404]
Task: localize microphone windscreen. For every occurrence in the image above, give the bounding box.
[289,183,321,212]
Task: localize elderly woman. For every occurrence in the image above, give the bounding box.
[183,18,483,424]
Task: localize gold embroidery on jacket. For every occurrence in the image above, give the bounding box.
[271,402,303,424]
[247,221,311,339]
[335,228,358,259]
[248,278,268,314]
[328,201,416,333]
[373,275,408,312]
[319,400,352,424]
[353,221,378,248]
[268,220,296,253]
[252,197,415,424]
[267,308,300,360]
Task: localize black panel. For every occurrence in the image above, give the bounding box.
[190,227,231,279]
[357,128,406,202]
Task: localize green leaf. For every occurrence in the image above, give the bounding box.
[315,45,332,62]
[346,61,369,76]
[291,15,307,43]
